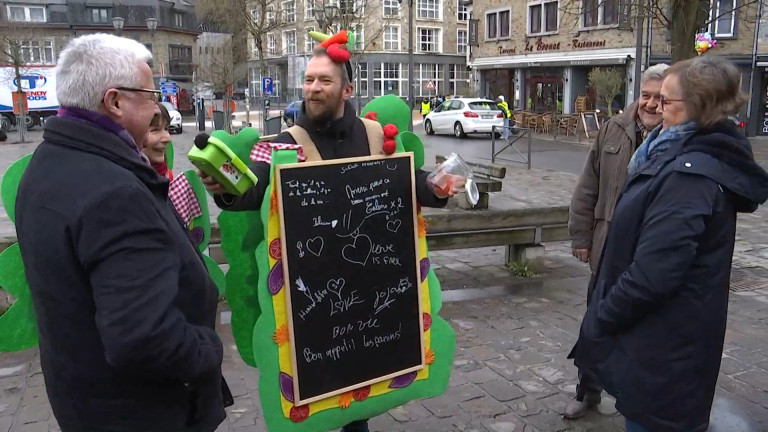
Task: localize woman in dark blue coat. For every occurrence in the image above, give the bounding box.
[571,56,768,432]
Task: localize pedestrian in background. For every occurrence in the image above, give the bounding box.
[564,63,668,419]
[572,56,768,432]
[495,95,511,140]
[15,33,228,432]
[421,97,431,119]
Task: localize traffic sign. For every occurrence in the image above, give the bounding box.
[264,99,271,109]
[160,81,178,95]
[262,77,274,96]
[424,80,436,91]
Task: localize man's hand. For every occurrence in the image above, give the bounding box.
[197,170,228,195]
[572,248,590,263]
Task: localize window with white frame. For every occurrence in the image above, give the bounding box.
[417,0,440,19]
[250,8,259,23]
[89,7,111,23]
[15,39,54,65]
[251,38,260,59]
[374,62,408,96]
[415,63,442,97]
[284,31,297,54]
[528,0,558,35]
[486,9,511,39]
[174,11,184,27]
[449,64,469,96]
[457,0,468,21]
[267,7,276,24]
[418,28,440,53]
[349,25,364,50]
[7,5,46,22]
[457,29,467,54]
[354,62,368,97]
[582,0,618,28]
[339,0,362,15]
[283,0,296,22]
[384,25,400,51]
[383,0,399,16]
[710,0,736,37]
[267,34,277,56]
[305,0,315,20]
[305,26,316,52]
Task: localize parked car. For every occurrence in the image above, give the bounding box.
[424,98,503,138]
[160,101,183,134]
[283,101,302,126]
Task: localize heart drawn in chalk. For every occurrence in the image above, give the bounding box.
[327,278,346,297]
[306,236,324,257]
[342,234,372,266]
[386,219,402,233]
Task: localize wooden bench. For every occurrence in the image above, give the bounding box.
[435,155,506,210]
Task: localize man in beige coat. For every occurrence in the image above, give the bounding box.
[564,63,669,419]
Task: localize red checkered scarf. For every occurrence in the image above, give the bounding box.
[250,142,306,164]
[168,174,202,226]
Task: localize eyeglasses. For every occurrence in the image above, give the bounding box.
[115,87,161,102]
[660,96,683,111]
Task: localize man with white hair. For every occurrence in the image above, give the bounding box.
[15,34,228,431]
[565,63,669,420]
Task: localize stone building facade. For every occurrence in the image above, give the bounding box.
[247,0,469,105]
[467,0,640,114]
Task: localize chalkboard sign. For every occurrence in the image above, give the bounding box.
[276,154,424,405]
[581,112,600,138]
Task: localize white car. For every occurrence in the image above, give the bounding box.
[424,98,503,138]
[160,102,183,134]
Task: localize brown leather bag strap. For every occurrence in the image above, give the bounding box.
[361,118,384,156]
[285,125,322,162]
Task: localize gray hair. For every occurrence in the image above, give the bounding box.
[56,33,153,111]
[641,63,669,84]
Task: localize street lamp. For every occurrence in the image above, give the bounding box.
[112,16,125,36]
[397,0,414,129]
[146,18,158,36]
[314,3,339,33]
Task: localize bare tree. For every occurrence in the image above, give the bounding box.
[0,22,40,143]
[588,67,624,116]
[198,35,237,132]
[558,0,765,62]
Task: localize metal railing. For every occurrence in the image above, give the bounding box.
[491,125,531,169]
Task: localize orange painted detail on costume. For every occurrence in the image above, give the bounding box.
[426,348,435,365]
[338,391,354,408]
[273,324,289,345]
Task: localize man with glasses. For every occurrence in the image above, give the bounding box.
[15,34,228,431]
[564,63,669,420]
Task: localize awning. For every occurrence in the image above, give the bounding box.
[471,48,636,69]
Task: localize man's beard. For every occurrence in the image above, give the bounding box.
[304,91,343,124]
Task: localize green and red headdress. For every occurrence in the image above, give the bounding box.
[308,29,355,81]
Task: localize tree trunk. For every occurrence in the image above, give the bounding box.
[669,0,708,62]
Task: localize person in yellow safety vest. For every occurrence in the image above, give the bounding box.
[496,95,512,140]
[421,98,431,118]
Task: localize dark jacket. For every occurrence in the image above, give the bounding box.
[16,116,226,432]
[569,103,640,274]
[572,121,768,432]
[215,100,447,211]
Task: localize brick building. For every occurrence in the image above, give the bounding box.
[466,0,640,114]
[1,0,199,93]
[247,0,469,105]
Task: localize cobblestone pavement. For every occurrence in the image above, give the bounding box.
[0,134,767,432]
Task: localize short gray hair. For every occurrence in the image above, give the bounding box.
[641,63,669,84]
[56,33,153,111]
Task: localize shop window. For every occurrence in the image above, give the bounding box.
[582,0,618,28]
[528,0,558,35]
[485,8,510,40]
[710,0,736,38]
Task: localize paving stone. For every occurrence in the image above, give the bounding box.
[481,413,528,432]
[515,377,558,400]
[26,374,44,389]
[459,396,509,418]
[506,350,551,367]
[19,404,49,424]
[465,367,503,384]
[445,384,487,403]
[486,358,528,381]
[734,370,768,392]
[720,356,752,376]
[523,411,572,432]
[479,381,526,402]
[22,386,47,405]
[0,376,25,399]
[725,348,768,366]
[529,364,569,385]
[388,401,432,422]
[449,372,470,387]
[466,345,502,361]
[507,396,546,418]
[0,417,11,432]
[421,397,458,419]
[0,367,26,380]
[453,357,484,373]
[717,375,768,407]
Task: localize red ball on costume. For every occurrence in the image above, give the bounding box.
[326,43,351,63]
[382,124,398,140]
[363,112,377,121]
[383,139,396,155]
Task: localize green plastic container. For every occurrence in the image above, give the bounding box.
[188,136,258,195]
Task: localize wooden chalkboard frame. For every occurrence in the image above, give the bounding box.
[275,153,425,406]
[580,111,601,138]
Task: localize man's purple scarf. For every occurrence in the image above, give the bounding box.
[57,106,148,163]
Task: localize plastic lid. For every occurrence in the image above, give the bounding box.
[465,177,479,206]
